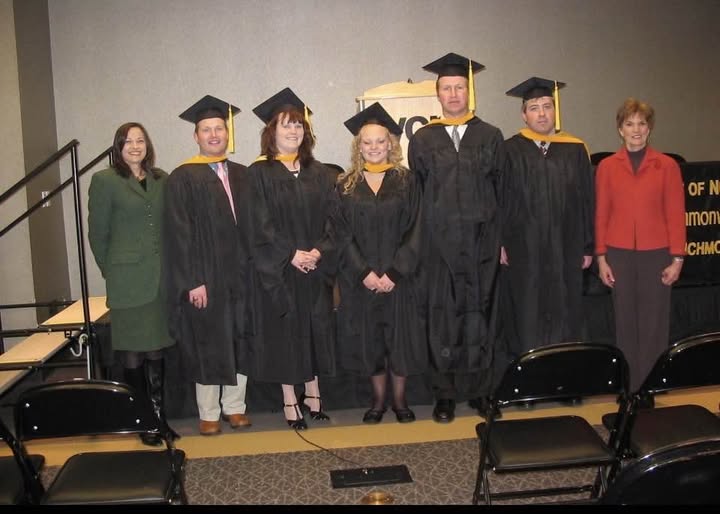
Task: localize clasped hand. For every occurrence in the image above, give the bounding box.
[363,271,395,294]
[188,284,208,309]
[292,248,321,274]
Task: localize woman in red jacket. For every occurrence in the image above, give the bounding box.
[595,98,686,391]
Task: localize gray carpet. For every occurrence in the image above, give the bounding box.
[182,438,599,505]
[39,436,602,505]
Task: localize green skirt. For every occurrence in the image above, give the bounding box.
[110,294,174,352]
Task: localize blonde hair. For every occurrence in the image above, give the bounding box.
[338,131,406,195]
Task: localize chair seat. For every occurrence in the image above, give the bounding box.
[479,416,614,472]
[42,450,185,505]
[602,405,720,457]
[0,454,44,505]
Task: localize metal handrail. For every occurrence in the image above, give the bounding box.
[0,327,62,338]
[0,142,113,377]
[0,301,74,352]
[0,300,75,310]
[0,147,112,238]
[0,139,79,206]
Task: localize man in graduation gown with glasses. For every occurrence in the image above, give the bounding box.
[499,78,594,373]
[164,95,253,436]
[408,53,504,423]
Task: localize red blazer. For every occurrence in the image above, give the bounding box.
[595,146,685,256]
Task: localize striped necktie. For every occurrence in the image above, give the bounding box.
[451,125,461,152]
[539,141,548,156]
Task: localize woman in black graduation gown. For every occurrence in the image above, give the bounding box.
[248,88,337,430]
[336,103,426,424]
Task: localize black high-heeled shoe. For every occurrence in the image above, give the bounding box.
[362,407,386,424]
[392,406,416,423]
[283,403,308,430]
[299,393,330,421]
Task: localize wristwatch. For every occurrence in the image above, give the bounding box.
[672,256,685,263]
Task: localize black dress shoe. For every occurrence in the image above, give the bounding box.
[392,406,416,423]
[432,399,455,423]
[362,408,386,424]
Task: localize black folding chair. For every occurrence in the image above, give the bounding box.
[602,332,720,460]
[15,379,187,505]
[0,416,44,505]
[590,152,613,166]
[472,342,630,505]
[663,152,686,164]
[600,437,720,505]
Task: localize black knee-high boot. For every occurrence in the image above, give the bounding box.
[123,367,163,446]
[144,358,180,441]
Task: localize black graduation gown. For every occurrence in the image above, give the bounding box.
[407,117,504,375]
[163,161,251,385]
[335,168,427,376]
[248,159,338,384]
[500,135,594,356]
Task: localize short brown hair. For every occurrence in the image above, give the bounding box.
[616,98,655,130]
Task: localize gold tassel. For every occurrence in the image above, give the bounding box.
[227,104,235,154]
[554,80,561,132]
[468,59,476,113]
[305,105,316,143]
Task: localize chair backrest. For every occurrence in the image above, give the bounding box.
[15,379,161,442]
[663,152,686,164]
[590,152,613,165]
[601,437,720,504]
[0,417,44,504]
[493,342,629,406]
[640,332,720,396]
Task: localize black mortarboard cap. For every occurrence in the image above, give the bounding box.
[344,102,402,136]
[252,87,312,124]
[422,52,485,78]
[178,94,241,124]
[506,77,566,101]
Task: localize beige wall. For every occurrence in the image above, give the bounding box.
[36,0,720,297]
[15,0,72,323]
[0,0,37,347]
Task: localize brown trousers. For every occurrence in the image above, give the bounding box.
[606,247,673,390]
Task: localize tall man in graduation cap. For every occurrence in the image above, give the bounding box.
[499,77,594,364]
[164,95,253,436]
[408,53,504,423]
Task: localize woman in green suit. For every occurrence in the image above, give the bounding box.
[88,122,177,445]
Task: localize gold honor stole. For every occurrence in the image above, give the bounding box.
[364,163,393,174]
[519,128,590,157]
[182,155,227,165]
[253,153,299,164]
[426,112,475,126]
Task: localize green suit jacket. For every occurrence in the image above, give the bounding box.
[88,167,167,309]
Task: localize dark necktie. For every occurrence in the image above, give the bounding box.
[539,141,548,156]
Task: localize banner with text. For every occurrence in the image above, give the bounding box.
[680,161,720,286]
